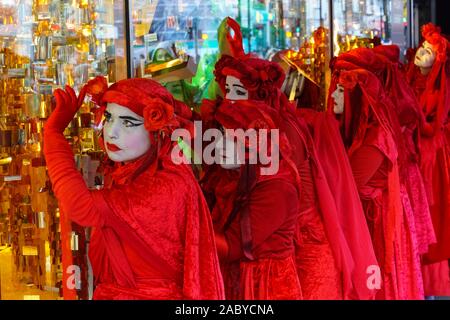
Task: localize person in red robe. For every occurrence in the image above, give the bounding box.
[406,23,450,297]
[43,77,225,300]
[331,47,438,299]
[202,17,380,300]
[372,45,436,258]
[329,65,423,300]
[201,98,303,300]
[297,108,379,300]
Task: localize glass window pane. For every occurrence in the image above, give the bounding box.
[0,0,127,300]
[129,0,332,111]
[332,0,408,56]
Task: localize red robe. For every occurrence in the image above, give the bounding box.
[335,48,435,259]
[409,68,450,264]
[408,62,450,297]
[294,154,343,299]
[350,133,423,299]
[44,131,225,300]
[204,163,302,300]
[299,109,379,300]
[277,103,348,300]
[373,47,436,256]
[271,109,347,300]
[406,30,450,263]
[331,69,424,299]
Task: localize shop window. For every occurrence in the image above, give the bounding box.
[0,0,127,300]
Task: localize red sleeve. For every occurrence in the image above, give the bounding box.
[215,232,229,261]
[44,130,105,227]
[349,145,385,189]
[225,178,299,262]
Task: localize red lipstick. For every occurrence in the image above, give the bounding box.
[106,143,122,152]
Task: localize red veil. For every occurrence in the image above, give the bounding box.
[406,23,450,264]
[299,108,379,300]
[335,46,436,258]
[212,18,378,299]
[44,77,225,299]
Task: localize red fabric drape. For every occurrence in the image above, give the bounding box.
[329,68,424,299]
[44,130,225,300]
[406,25,450,265]
[299,109,379,300]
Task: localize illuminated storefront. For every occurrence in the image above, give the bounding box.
[0,0,417,300]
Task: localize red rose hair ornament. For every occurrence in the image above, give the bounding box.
[82,76,193,181]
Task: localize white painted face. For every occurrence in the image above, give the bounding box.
[331,84,345,115]
[103,103,151,163]
[225,75,249,101]
[414,41,436,69]
[215,133,242,170]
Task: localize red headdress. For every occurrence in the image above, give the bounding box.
[214,55,287,110]
[333,48,385,76]
[213,17,289,112]
[212,18,307,170]
[84,76,192,133]
[422,23,448,63]
[329,57,399,161]
[407,23,450,136]
[83,76,193,184]
[372,45,421,129]
[329,47,414,163]
[214,99,295,172]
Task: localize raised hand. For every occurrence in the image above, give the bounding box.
[44,85,87,133]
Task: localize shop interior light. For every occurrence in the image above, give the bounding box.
[81,27,92,37]
[0,156,12,165]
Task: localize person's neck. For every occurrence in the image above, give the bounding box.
[419,66,432,75]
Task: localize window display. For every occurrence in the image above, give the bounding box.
[332,0,409,56]
[129,0,332,111]
[0,0,432,301]
[0,0,127,300]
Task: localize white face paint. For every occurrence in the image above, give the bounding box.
[414,41,436,69]
[103,103,151,163]
[331,84,345,115]
[225,75,249,101]
[215,133,242,170]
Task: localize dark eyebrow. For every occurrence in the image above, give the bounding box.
[232,84,246,90]
[119,116,143,122]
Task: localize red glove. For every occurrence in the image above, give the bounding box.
[43,84,105,228]
[44,85,87,133]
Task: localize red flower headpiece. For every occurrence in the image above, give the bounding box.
[422,23,448,62]
[214,54,286,104]
[83,76,191,135]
